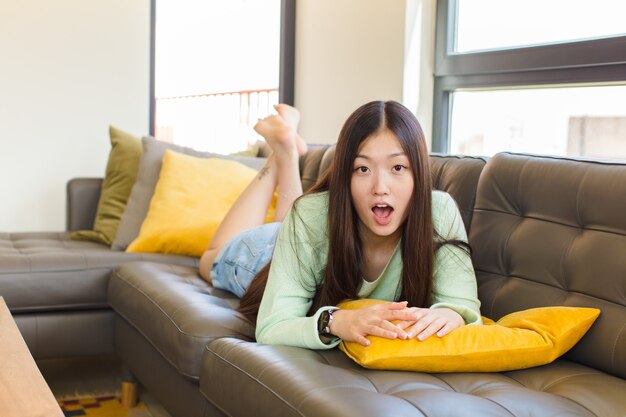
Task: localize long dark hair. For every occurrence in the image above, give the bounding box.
[239,101,449,322]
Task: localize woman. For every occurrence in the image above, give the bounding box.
[200,101,481,350]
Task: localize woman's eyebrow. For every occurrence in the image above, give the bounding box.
[355,152,407,160]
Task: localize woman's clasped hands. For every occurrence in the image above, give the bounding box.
[330,301,464,346]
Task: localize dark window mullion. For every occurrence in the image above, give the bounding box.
[431,79,451,154]
[439,36,626,77]
[279,0,295,106]
[439,62,626,91]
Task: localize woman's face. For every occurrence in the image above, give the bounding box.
[350,129,414,246]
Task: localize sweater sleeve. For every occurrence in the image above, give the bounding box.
[430,192,482,325]
[255,195,339,349]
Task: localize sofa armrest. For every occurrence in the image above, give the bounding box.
[66,178,102,232]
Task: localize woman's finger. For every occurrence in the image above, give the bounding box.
[378,319,409,339]
[407,312,437,339]
[366,323,400,340]
[355,334,371,346]
[380,308,423,322]
[416,318,447,341]
[373,301,408,311]
[395,320,416,330]
[435,321,458,338]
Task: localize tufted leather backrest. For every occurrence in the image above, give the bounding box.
[299,145,332,192]
[470,152,626,379]
[430,154,488,233]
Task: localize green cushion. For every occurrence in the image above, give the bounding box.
[71,126,142,245]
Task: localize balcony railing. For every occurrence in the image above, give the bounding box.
[155,88,279,154]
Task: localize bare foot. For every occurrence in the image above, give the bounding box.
[254,114,298,158]
[274,104,300,129]
[274,104,308,156]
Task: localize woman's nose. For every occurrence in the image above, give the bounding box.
[372,172,390,196]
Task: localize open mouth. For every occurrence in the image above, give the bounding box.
[372,204,394,225]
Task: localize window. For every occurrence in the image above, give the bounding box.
[149,0,295,154]
[455,0,626,53]
[433,0,626,158]
[450,86,626,158]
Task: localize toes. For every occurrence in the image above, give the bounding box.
[274,104,300,125]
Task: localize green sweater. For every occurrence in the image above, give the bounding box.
[256,190,482,349]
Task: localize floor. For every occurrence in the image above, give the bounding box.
[37,353,172,417]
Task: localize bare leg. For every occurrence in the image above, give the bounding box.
[256,111,305,221]
[199,106,305,283]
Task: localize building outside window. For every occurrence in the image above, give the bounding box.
[433,0,626,159]
[151,0,291,154]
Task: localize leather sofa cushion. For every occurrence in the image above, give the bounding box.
[108,261,254,381]
[471,153,626,379]
[66,178,102,231]
[202,337,626,417]
[14,310,115,358]
[0,232,197,313]
[299,145,331,192]
[430,154,487,233]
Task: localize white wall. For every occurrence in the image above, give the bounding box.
[403,0,436,145]
[0,0,435,231]
[294,0,407,144]
[0,0,150,231]
[294,0,436,146]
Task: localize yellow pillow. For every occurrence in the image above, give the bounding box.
[127,150,275,257]
[337,299,600,373]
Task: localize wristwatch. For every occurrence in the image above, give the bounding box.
[318,308,339,337]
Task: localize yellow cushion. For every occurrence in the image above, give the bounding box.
[337,299,600,373]
[126,150,275,257]
[71,126,142,245]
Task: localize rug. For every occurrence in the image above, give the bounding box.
[58,395,153,417]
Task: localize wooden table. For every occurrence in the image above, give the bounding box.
[0,297,63,417]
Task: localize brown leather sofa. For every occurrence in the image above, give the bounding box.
[201,152,626,417]
[0,190,197,359]
[1,146,625,417]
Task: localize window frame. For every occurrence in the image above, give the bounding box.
[148,0,295,136]
[432,0,626,153]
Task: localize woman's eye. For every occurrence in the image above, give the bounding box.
[355,166,369,173]
[393,164,407,172]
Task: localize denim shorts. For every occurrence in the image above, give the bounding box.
[210,222,281,298]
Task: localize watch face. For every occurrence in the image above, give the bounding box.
[318,311,329,333]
